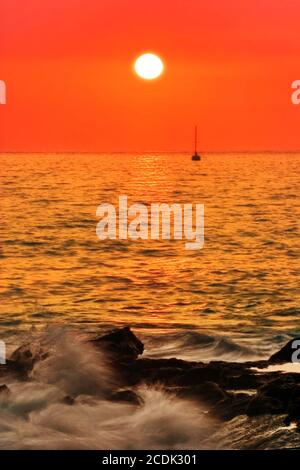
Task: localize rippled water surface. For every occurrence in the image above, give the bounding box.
[1,153,299,358]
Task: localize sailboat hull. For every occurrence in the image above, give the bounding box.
[192,126,201,160]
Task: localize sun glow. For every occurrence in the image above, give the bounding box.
[134,53,164,80]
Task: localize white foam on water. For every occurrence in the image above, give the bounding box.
[0,329,219,450]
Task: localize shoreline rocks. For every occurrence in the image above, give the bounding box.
[2,326,300,428]
[91,326,144,362]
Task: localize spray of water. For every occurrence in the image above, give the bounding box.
[0,328,219,449]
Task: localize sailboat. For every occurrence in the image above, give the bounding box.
[191,125,201,161]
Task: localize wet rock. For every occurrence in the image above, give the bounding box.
[245,375,300,417]
[5,326,300,422]
[91,327,144,362]
[0,384,10,397]
[145,366,184,385]
[259,376,298,405]
[177,381,228,405]
[247,394,284,416]
[10,343,47,372]
[212,393,250,421]
[133,358,193,374]
[61,395,75,406]
[176,364,222,386]
[120,358,193,386]
[268,337,300,364]
[118,359,180,386]
[222,371,262,390]
[92,331,300,420]
[0,360,15,377]
[10,345,34,371]
[287,397,300,422]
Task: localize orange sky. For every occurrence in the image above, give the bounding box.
[1,0,300,152]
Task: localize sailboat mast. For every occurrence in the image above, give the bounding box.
[194,125,197,154]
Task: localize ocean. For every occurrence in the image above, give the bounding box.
[0,152,300,449]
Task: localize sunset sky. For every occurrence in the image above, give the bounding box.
[1,0,300,152]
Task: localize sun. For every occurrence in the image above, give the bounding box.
[134,53,164,80]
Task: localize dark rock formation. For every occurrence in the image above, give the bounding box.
[0,384,10,397]
[3,327,300,427]
[247,394,284,416]
[268,337,300,364]
[10,343,47,373]
[177,381,228,405]
[91,326,144,362]
[212,393,250,421]
[176,364,222,386]
[61,395,75,406]
[287,396,300,421]
[128,357,193,386]
[246,375,300,418]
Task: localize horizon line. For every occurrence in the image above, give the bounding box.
[1,150,300,155]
